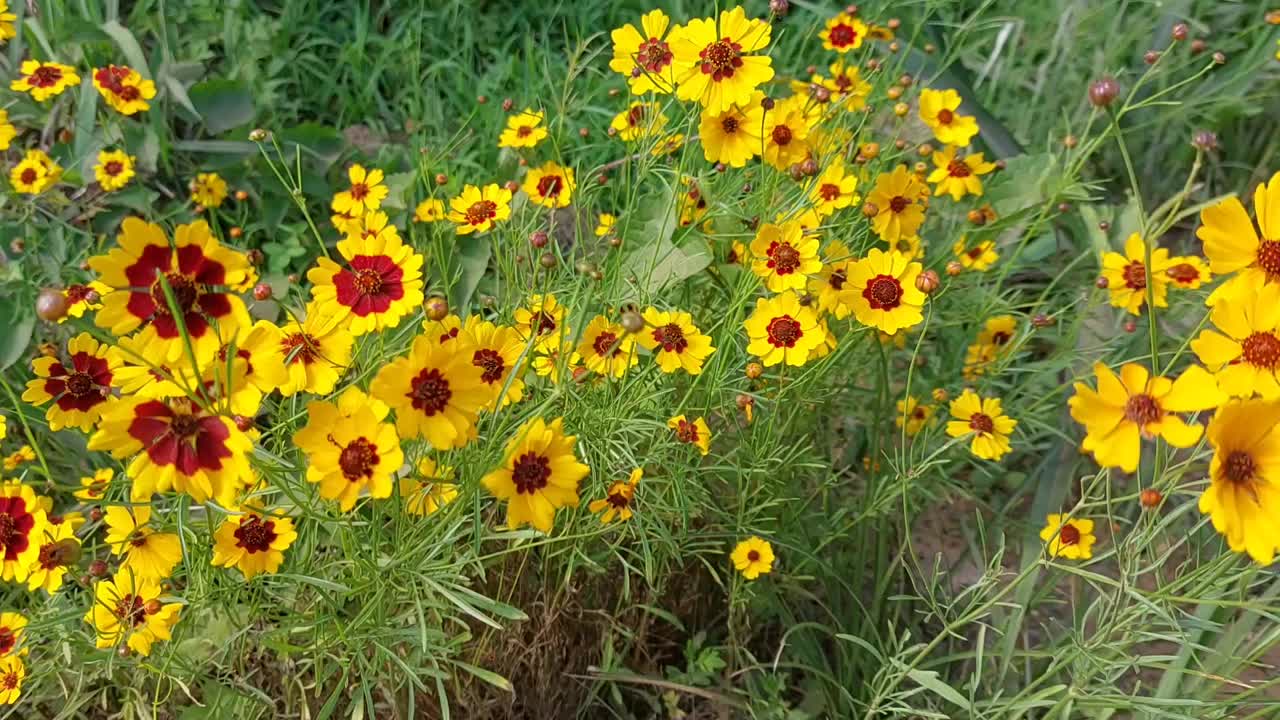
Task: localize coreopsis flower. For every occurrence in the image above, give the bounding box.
[278,309,354,396]
[531,346,582,383]
[1101,233,1176,316]
[93,149,136,191]
[514,293,568,350]
[0,656,22,705]
[1068,363,1224,473]
[0,613,26,657]
[413,198,446,223]
[10,149,61,194]
[1197,170,1280,305]
[609,9,677,94]
[1199,399,1280,564]
[423,312,467,343]
[1164,255,1212,289]
[89,218,251,363]
[678,177,710,227]
[60,281,111,322]
[919,88,980,147]
[76,468,114,502]
[825,60,872,111]
[400,458,458,516]
[731,536,775,580]
[1040,515,1097,560]
[866,166,926,243]
[108,334,192,400]
[331,207,362,235]
[497,108,548,148]
[208,321,289,417]
[978,315,1018,350]
[448,183,513,235]
[810,242,856,320]
[85,574,181,656]
[10,60,79,101]
[744,291,823,367]
[103,504,182,581]
[307,225,424,337]
[90,395,253,506]
[698,96,765,168]
[669,7,774,114]
[92,65,156,115]
[0,110,15,150]
[212,507,297,579]
[21,333,119,432]
[589,469,642,524]
[0,483,45,581]
[946,390,1017,461]
[0,2,15,44]
[888,234,924,261]
[668,415,712,456]
[462,320,526,408]
[610,103,669,142]
[595,213,616,237]
[928,146,996,201]
[370,334,488,449]
[577,315,638,378]
[522,161,576,209]
[482,416,589,532]
[749,221,821,293]
[810,159,858,217]
[190,172,227,208]
[761,97,811,170]
[844,248,927,335]
[897,396,935,436]
[294,388,404,511]
[953,236,999,271]
[638,308,716,374]
[819,11,868,52]
[1191,282,1280,398]
[652,132,686,156]
[15,519,78,593]
[1,448,32,473]
[331,163,388,216]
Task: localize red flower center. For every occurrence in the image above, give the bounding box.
[19,168,37,184]
[0,628,13,655]
[170,413,200,438]
[1224,450,1257,484]
[1123,394,1161,425]
[889,196,909,213]
[95,66,130,92]
[1166,263,1199,285]
[65,371,95,396]
[529,310,557,335]
[863,275,903,310]
[767,242,801,275]
[105,161,124,176]
[771,124,793,146]
[1257,241,1280,276]
[627,105,646,127]
[338,437,379,481]
[28,64,63,88]
[828,268,847,290]
[947,159,972,178]
[536,174,564,199]
[968,412,995,434]
[700,38,744,81]
[991,331,1012,346]
[408,368,452,415]
[936,109,954,125]
[234,515,278,553]
[1058,523,1081,546]
[0,500,32,561]
[1122,261,1147,290]
[653,323,688,353]
[675,419,699,444]
[472,348,506,384]
[819,183,841,201]
[466,200,497,226]
[352,268,383,296]
[511,452,551,494]
[766,316,802,347]
[592,331,622,358]
[828,23,857,47]
[607,490,631,509]
[281,333,319,365]
[1243,332,1280,369]
[119,84,141,101]
[115,594,148,627]
[746,549,761,562]
[516,125,533,138]
[150,273,199,315]
[637,37,673,73]
[349,183,369,201]
[66,284,92,303]
[721,116,739,134]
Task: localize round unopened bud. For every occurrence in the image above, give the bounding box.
[1063,134,1078,149]
[89,507,103,523]
[434,173,448,186]
[769,0,789,17]
[1124,320,1138,334]
[886,86,903,101]
[917,143,934,157]
[286,273,298,285]
[235,190,249,201]
[861,202,879,218]
[800,157,819,176]
[945,261,963,277]
[9,238,23,254]
[812,86,831,103]
[252,282,272,301]
[714,163,727,174]
[967,209,987,226]
[914,269,940,295]
[620,311,644,334]
[501,98,514,112]
[1268,10,1280,25]
[36,287,69,322]
[229,226,244,239]
[1099,221,1111,232]
[924,43,937,54]
[1088,77,1120,107]
[476,95,488,104]
[530,231,549,248]
[757,97,775,113]
[1058,202,1071,214]
[481,295,497,309]
[539,252,557,269]
[1212,51,1226,65]
[246,248,265,266]
[736,394,754,410]
[609,235,622,248]
[1171,22,1189,41]
[504,180,520,193]
[1190,39,1206,55]
[913,161,928,175]
[805,65,818,76]
[248,128,269,142]
[597,173,608,186]
[1144,50,1160,65]
[90,559,109,577]
[887,17,901,29]
[234,414,254,432]
[630,66,642,79]
[195,204,207,214]
[931,388,949,403]
[866,58,881,71]
[889,41,901,53]
[789,163,806,181]
[145,599,163,615]
[518,157,528,167]
[994,159,1007,171]
[1140,488,1163,508]
[894,139,907,150]
[608,88,621,98]
[425,296,449,321]
[893,102,909,117]
[1032,314,1055,328]
[861,142,880,159]
[1191,130,1219,152]
[745,362,764,380]
[1096,276,1110,289]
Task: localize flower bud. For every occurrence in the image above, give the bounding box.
[761,96,775,110]
[745,362,764,379]
[945,261,963,277]
[36,287,69,322]
[812,86,831,103]
[1096,277,1110,289]
[578,127,589,138]
[539,252,557,269]
[769,0,789,17]
[1171,22,1188,41]
[530,231,549,249]
[235,190,249,202]
[246,248,265,266]
[1191,130,1218,152]
[1140,488,1163,508]
[800,157,819,176]
[1088,77,1120,107]
[89,559,108,577]
[424,296,449,321]
[931,388,949,403]
[1190,39,1206,55]
[1212,51,1226,65]
[501,98,514,112]
[1124,320,1138,334]
[89,507,103,522]
[917,143,933,157]
[886,86,902,100]
[1032,314,1055,328]
[914,270,940,295]
[967,209,987,226]
[504,180,520,193]
[1144,50,1160,65]
[252,282,272,301]
[229,226,244,239]
[1098,221,1111,232]
[234,415,254,432]
[248,128,269,142]
[620,311,644,334]
[434,173,448,186]
[861,202,879,218]
[1063,134,1078,149]
[893,102,909,117]
[145,600,163,615]
[476,95,488,104]
[861,142,880,159]
[609,236,622,248]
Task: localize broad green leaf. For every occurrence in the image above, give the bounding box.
[279,123,345,168]
[0,296,34,371]
[906,669,972,710]
[100,21,150,77]
[189,79,255,135]
[448,238,490,313]
[162,73,201,119]
[73,77,100,172]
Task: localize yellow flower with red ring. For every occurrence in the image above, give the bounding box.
[698,94,765,168]
[212,506,297,579]
[278,307,354,397]
[0,655,21,705]
[294,388,404,511]
[16,518,78,594]
[461,320,526,409]
[946,390,1017,461]
[669,7,774,115]
[0,612,26,658]
[94,149,136,192]
[1164,255,1212,289]
[522,161,576,209]
[400,458,458,516]
[448,183,512,235]
[308,220,425,336]
[1191,282,1280,399]
[21,333,120,433]
[481,416,589,533]
[843,248,926,335]
[370,334,489,450]
[1100,233,1176,316]
[919,88,980,147]
[10,60,79,101]
[60,280,111,322]
[1197,170,1280,306]
[76,468,115,502]
[498,108,548,148]
[331,163,388,216]
[953,235,999,271]
[92,65,156,115]
[638,308,715,375]
[896,396,935,437]
[750,220,822,293]
[810,241,856,320]
[731,536,775,580]
[0,483,47,582]
[85,573,180,657]
[866,166,926,243]
[744,291,823,367]
[589,468,642,524]
[209,320,290,417]
[927,146,995,201]
[668,414,712,456]
[10,148,61,194]
[414,198,446,223]
[761,96,811,170]
[610,9,677,94]
[1039,514,1097,560]
[1199,398,1280,564]
[577,315,638,378]
[819,12,868,52]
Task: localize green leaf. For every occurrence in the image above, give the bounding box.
[0,296,34,371]
[449,661,512,693]
[189,79,255,135]
[279,123,345,168]
[162,73,201,119]
[617,181,710,300]
[100,21,150,77]
[448,238,490,313]
[906,669,971,710]
[73,77,100,172]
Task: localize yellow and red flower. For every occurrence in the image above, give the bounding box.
[190,172,228,208]
[589,468,642,524]
[638,308,715,374]
[1198,170,1280,305]
[308,223,425,336]
[698,95,764,168]
[60,281,111,322]
[0,483,46,581]
[927,146,996,201]
[21,333,119,432]
[10,60,79,101]
[946,390,1017,461]
[1040,515,1097,560]
[93,149,136,191]
[744,291,824,367]
[577,315,638,378]
[1191,282,1280,398]
[461,320,526,408]
[866,166,926,243]
[1164,255,1212,289]
[669,7,774,115]
[481,417,589,532]
[761,97,811,170]
[85,574,180,656]
[750,220,822,293]
[668,414,712,456]
[731,536,775,580]
[92,65,156,115]
[919,88,980,147]
[810,159,859,217]
[212,506,297,579]
[522,161,576,209]
[610,102,669,142]
[295,388,405,511]
[370,334,489,450]
[0,613,26,657]
[843,248,927,335]
[278,308,354,396]
[400,458,458,516]
[16,519,79,593]
[448,183,512,235]
[209,320,290,417]
[0,656,22,706]
[610,9,678,94]
[10,149,61,194]
[331,163,388,216]
[498,108,549,148]
[953,236,999,271]
[1199,398,1280,564]
[819,12,868,52]
[1100,233,1176,316]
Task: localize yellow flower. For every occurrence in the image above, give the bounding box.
[1068,363,1224,473]
[927,146,995,201]
[731,536,775,580]
[819,12,868,52]
[85,573,181,656]
[400,458,458,516]
[1192,282,1280,398]
[595,213,616,237]
[698,95,765,168]
[498,108,548,148]
[91,65,156,115]
[1039,514,1097,560]
[461,320,526,408]
[0,1,15,45]
[0,110,15,150]
[678,176,710,227]
[278,308,354,396]
[0,483,40,581]
[749,220,822,293]
[826,60,871,111]
[10,149,61,194]
[10,60,79,101]
[370,334,489,449]
[190,172,227,208]
[919,88,980,147]
[668,415,712,456]
[413,197,446,223]
[0,612,26,657]
[744,291,823,367]
[21,332,120,432]
[843,248,926,335]
[522,161,576,209]
[211,507,297,579]
[481,417,590,532]
[887,234,924,261]
[762,96,811,170]
[610,102,669,142]
[1100,233,1176,315]
[669,7,774,115]
[809,159,859,217]
[514,293,569,351]
[208,320,289,418]
[652,133,685,156]
[531,346,582,384]
[637,308,716,374]
[331,163,388,216]
[1197,170,1280,305]
[307,220,425,336]
[93,149,136,192]
[953,236,999,271]
[294,387,405,511]
[448,183,513,235]
[577,315,638,378]
[589,468,642,524]
[1199,398,1280,564]
[59,280,110,323]
[978,315,1018,350]
[0,656,22,706]
[1,447,33,472]
[104,504,183,581]
[896,396,935,436]
[810,241,856,319]
[15,518,78,593]
[1164,255,1212,289]
[866,166,926,243]
[946,390,1017,461]
[76,468,115,502]
[331,207,362,235]
[609,9,677,94]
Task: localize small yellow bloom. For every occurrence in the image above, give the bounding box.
[577,315,638,378]
[10,149,61,194]
[669,7,775,115]
[761,96,811,170]
[842,249,927,335]
[85,573,180,656]
[522,161,576,209]
[498,108,549,148]
[594,213,616,237]
[819,12,868,52]
[0,656,23,705]
[668,415,712,456]
[190,172,228,208]
[294,387,405,510]
[94,149,136,192]
[749,220,823,293]
[92,65,157,115]
[896,396,935,436]
[16,519,78,593]
[609,10,677,94]
[104,504,183,581]
[946,390,1017,461]
[414,197,446,223]
[919,88,980,147]
[10,60,80,101]
[1199,399,1280,564]
[1100,233,1175,315]
[1196,170,1280,306]
[589,469,642,524]
[481,417,589,533]
[809,159,859,217]
[211,507,298,580]
[699,96,765,168]
[637,308,716,375]
[76,468,115,502]
[953,235,999,271]
[731,536,775,580]
[331,163,388,216]
[866,166,926,243]
[448,183,512,235]
[0,110,16,151]
[610,102,669,142]
[400,458,458,516]
[743,291,823,367]
[1039,514,1097,560]
[927,146,995,201]
[1191,282,1280,398]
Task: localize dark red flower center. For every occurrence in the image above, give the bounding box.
[828,23,857,47]
[516,125,533,138]
[1122,261,1147,290]
[968,413,995,434]
[767,242,801,275]
[947,159,972,178]
[820,183,841,201]
[338,437,379,481]
[637,37,673,73]
[1224,450,1257,484]
[105,161,124,176]
[937,109,954,125]
[66,284,93,304]
[150,274,199,315]
[536,174,564,199]
[95,66,130,92]
[28,64,63,88]
[1243,332,1280,369]
[700,38,744,80]
[653,323,688,353]
[1058,523,1081,546]
[408,368,452,415]
[115,594,148,627]
[766,316,802,347]
[473,348,506,384]
[863,275,903,310]
[721,116,739,134]
[1258,241,1280,277]
[234,515,278,553]
[281,333,319,365]
[66,371,94,396]
[349,183,369,201]
[353,268,383,296]
[19,168,37,184]
[530,310,557,335]
[1166,263,1200,285]
[592,331,622,358]
[627,105,647,127]
[512,452,551,494]
[606,490,631,509]
[675,419,699,444]
[1123,394,1161,425]
[829,268,847,290]
[119,85,140,101]
[746,549,761,562]
[889,196,909,213]
[0,629,13,655]
[771,125,793,146]
[991,331,1012,346]
[466,200,497,226]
